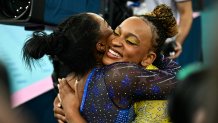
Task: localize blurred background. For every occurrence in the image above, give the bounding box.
[0,0,217,123]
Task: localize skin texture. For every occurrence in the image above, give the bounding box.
[102,16,156,67]
[53,13,113,123]
[54,4,179,121]
[58,78,85,123]
[53,2,192,122]
[54,16,158,123]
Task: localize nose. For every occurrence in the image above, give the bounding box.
[110,35,123,47]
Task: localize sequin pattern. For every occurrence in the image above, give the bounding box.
[81,58,180,123]
[133,100,169,123]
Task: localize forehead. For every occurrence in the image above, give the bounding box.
[119,17,152,42]
[88,13,109,32]
[120,17,150,32]
[87,13,104,23]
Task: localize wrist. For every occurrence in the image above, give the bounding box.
[65,108,85,123]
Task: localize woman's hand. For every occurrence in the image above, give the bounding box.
[58,78,86,123]
[53,96,67,123]
[168,41,182,59]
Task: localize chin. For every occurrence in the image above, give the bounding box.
[102,58,117,65]
[102,59,112,65]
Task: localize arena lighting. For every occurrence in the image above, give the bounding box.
[0,0,45,26]
[0,0,31,19]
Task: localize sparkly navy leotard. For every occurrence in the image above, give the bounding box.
[80,59,180,123]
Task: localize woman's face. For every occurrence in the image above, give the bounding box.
[89,13,113,53]
[102,16,154,66]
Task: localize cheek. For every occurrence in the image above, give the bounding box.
[104,30,113,38]
[102,54,111,65]
[107,35,116,44]
[124,47,145,61]
[125,45,146,55]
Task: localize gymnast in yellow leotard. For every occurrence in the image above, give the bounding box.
[133,64,170,123]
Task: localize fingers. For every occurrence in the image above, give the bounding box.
[54,96,61,108]
[57,119,65,123]
[58,78,74,100]
[53,102,67,122]
[59,78,68,90]
[57,93,62,107]
[168,42,182,59]
[54,114,66,122]
[58,78,77,111]
[174,50,182,58]
[56,78,81,123]
[53,104,65,116]
[57,84,62,105]
[58,78,75,94]
[168,50,181,59]
[59,78,71,90]
[74,80,79,91]
[74,80,79,98]
[55,78,78,123]
[67,77,78,90]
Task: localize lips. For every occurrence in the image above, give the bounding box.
[107,49,122,59]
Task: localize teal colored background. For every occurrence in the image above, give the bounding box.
[201,1,218,66]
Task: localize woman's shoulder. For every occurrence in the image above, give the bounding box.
[102,62,143,70]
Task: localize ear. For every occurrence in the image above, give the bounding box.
[141,51,156,67]
[96,41,106,53]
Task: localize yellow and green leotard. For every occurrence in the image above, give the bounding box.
[133,65,170,123]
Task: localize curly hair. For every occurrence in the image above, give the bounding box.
[137,4,178,54]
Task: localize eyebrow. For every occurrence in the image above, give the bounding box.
[118,26,140,41]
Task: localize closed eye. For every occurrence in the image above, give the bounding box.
[126,37,139,46]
